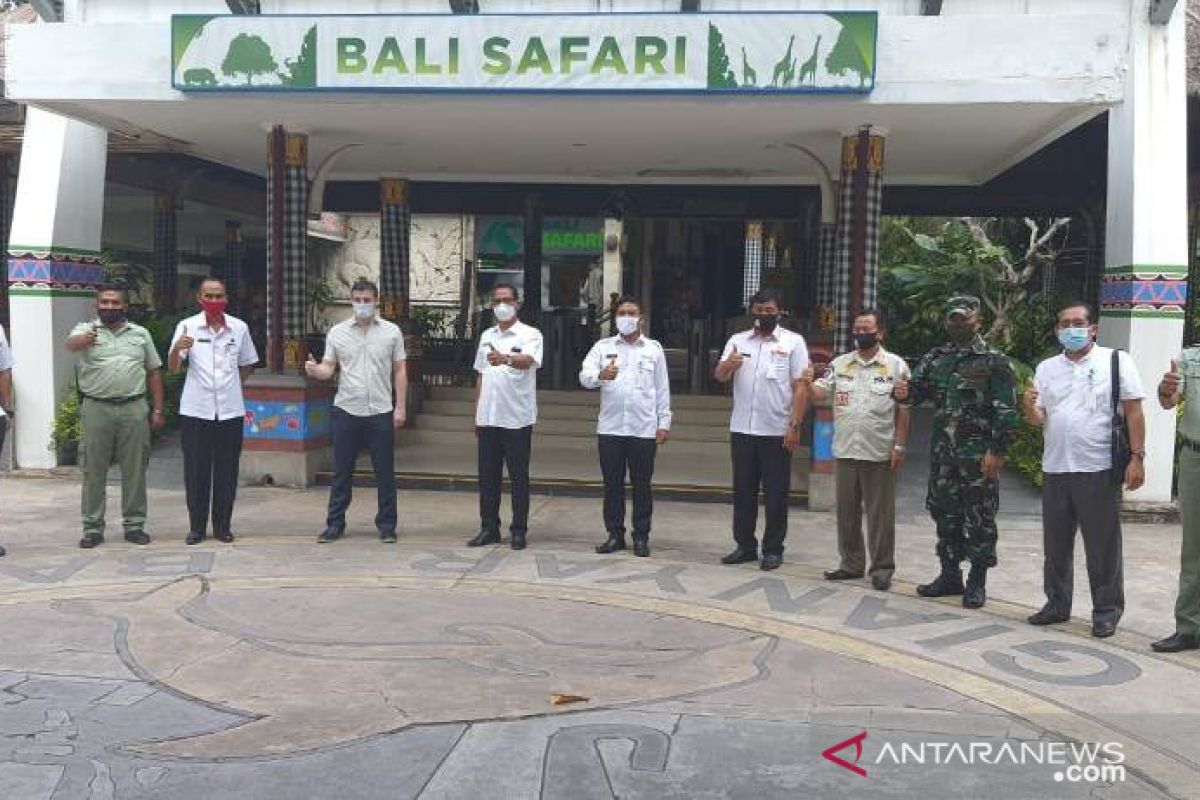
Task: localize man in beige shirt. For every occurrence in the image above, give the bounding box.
[811,309,910,590]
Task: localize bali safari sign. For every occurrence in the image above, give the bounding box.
[171,12,876,94]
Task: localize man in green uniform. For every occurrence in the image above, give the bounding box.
[894,295,1019,609]
[1152,347,1200,652]
[65,285,165,548]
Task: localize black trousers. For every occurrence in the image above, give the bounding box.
[478,425,532,536]
[1041,471,1125,624]
[598,435,658,540]
[181,415,244,535]
[731,432,792,556]
[326,407,396,533]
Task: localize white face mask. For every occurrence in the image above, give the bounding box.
[352,301,376,320]
[616,316,640,336]
[493,302,517,322]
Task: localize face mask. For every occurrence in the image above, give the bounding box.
[616,316,640,336]
[352,301,376,320]
[947,321,974,345]
[853,332,879,351]
[98,309,126,325]
[200,298,227,317]
[1057,327,1091,353]
[753,313,779,333]
[493,303,516,323]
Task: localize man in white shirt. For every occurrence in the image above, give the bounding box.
[580,295,671,558]
[306,280,408,544]
[169,278,259,544]
[0,321,12,558]
[469,283,543,551]
[1022,300,1146,639]
[714,289,810,571]
[810,309,910,591]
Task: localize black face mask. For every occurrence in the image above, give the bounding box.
[853,332,879,351]
[753,314,779,333]
[947,322,975,345]
[98,309,126,325]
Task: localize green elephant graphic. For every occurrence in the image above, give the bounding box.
[183,68,218,86]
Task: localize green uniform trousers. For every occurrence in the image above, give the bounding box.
[1176,449,1200,635]
[80,397,151,536]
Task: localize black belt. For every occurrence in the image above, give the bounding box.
[81,394,143,405]
[1183,436,1200,454]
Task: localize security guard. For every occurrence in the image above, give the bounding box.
[895,295,1018,608]
[65,285,165,548]
[1153,346,1200,652]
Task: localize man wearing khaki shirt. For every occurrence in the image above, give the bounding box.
[811,309,910,591]
[305,280,407,543]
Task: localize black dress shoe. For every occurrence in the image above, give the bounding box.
[0,543,6,557]
[318,526,345,544]
[1151,632,1200,653]
[186,531,205,546]
[510,533,527,551]
[595,536,626,554]
[760,554,783,571]
[379,531,397,544]
[632,540,650,558]
[824,568,863,581]
[124,531,151,546]
[214,531,234,544]
[721,547,758,565]
[1092,619,1117,639]
[871,575,892,591]
[79,533,104,549]
[1027,606,1070,626]
[467,530,500,547]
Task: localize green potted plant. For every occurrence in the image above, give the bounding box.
[306,276,337,362]
[49,391,81,466]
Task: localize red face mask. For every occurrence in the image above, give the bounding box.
[200,298,227,328]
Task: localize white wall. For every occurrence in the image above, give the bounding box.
[63,0,228,23]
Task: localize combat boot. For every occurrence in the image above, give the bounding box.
[916,558,964,598]
[963,564,987,609]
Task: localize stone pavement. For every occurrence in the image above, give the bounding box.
[0,467,1196,799]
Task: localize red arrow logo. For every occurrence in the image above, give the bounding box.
[823,731,868,777]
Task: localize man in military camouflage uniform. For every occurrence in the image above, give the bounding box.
[894,296,1019,608]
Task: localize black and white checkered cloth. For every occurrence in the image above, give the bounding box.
[283,162,307,338]
[223,221,244,314]
[833,146,883,354]
[380,201,410,300]
[742,221,763,308]
[153,196,178,311]
[815,221,837,332]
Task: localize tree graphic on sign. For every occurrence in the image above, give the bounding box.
[222,33,279,86]
[824,14,875,87]
[706,23,738,88]
[278,25,316,87]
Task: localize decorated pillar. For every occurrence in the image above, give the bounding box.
[265,126,308,373]
[378,177,410,322]
[742,220,763,308]
[814,192,839,343]
[833,126,885,355]
[0,153,13,330]
[1100,5,1187,504]
[7,109,107,468]
[153,193,178,312]
[222,219,244,314]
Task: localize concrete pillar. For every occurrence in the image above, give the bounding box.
[833,126,885,355]
[1099,4,1188,505]
[378,177,411,322]
[152,192,178,312]
[0,153,13,330]
[222,220,244,314]
[265,126,308,373]
[6,109,107,469]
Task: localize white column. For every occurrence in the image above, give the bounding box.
[1099,3,1188,504]
[8,109,107,469]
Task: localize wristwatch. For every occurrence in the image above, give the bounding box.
[893,444,906,453]
[1130,449,1146,459]
[152,409,164,416]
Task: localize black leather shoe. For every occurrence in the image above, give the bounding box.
[124,531,151,546]
[0,544,6,557]
[510,532,527,551]
[467,530,500,547]
[917,561,965,598]
[318,526,344,544]
[632,540,650,558]
[1092,619,1117,639]
[186,531,205,546]
[824,568,863,581]
[871,575,892,591]
[214,530,234,544]
[379,531,397,544]
[1151,632,1200,653]
[595,536,626,554]
[1028,606,1070,626]
[721,547,758,565]
[760,554,783,571]
[79,533,104,549]
[962,565,987,609]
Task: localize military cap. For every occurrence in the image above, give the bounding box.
[944,295,981,318]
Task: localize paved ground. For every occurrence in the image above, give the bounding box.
[0,413,1195,799]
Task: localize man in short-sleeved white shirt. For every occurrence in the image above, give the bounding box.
[0,322,12,557]
[305,280,407,544]
[468,283,543,551]
[169,278,259,545]
[713,289,809,571]
[1023,301,1146,638]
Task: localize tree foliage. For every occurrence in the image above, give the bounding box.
[706,24,737,88]
[222,34,278,86]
